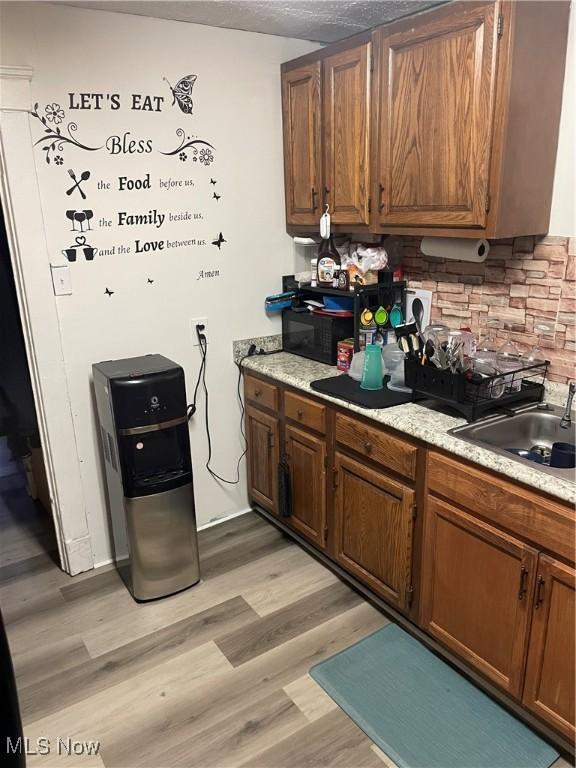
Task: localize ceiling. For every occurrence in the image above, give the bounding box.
[57,1,445,43]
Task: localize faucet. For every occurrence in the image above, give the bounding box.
[560,381,576,429]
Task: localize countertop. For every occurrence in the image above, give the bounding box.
[243,352,575,505]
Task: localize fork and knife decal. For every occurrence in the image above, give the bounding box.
[66,169,90,199]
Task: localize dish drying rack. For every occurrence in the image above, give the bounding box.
[405,358,549,422]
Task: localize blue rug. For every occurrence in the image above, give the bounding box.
[310,624,559,768]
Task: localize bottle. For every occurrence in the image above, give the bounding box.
[310,258,318,288]
[317,235,341,286]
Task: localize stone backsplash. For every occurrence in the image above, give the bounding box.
[401,236,576,383]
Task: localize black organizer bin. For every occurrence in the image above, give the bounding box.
[282,272,407,353]
[405,358,549,422]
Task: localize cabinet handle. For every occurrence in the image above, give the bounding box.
[364,441,372,454]
[324,187,330,202]
[517,565,528,600]
[254,388,262,397]
[378,183,385,211]
[311,187,318,211]
[297,409,303,418]
[535,576,545,609]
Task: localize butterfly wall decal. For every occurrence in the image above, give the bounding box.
[210,178,217,185]
[104,288,114,297]
[213,192,221,201]
[212,232,226,249]
[147,278,154,284]
[163,74,197,115]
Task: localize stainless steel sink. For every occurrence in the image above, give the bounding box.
[449,403,576,482]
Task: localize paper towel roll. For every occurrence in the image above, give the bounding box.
[420,237,490,262]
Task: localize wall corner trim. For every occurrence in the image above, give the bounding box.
[0,65,34,80]
[0,65,34,112]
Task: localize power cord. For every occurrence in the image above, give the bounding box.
[188,328,261,485]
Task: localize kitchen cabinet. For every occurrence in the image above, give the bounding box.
[420,496,537,697]
[373,2,497,229]
[246,405,279,514]
[244,370,575,744]
[334,452,415,610]
[281,0,569,237]
[281,62,322,226]
[284,424,327,548]
[323,43,371,225]
[523,556,575,740]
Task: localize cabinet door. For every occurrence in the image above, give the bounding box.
[324,43,371,225]
[246,405,279,514]
[334,452,415,610]
[523,556,575,740]
[285,424,327,549]
[374,2,497,228]
[282,62,322,226]
[421,496,537,697]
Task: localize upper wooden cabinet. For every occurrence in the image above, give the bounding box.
[282,62,322,226]
[323,43,371,225]
[373,3,496,229]
[281,0,570,238]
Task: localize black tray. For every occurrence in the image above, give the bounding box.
[310,374,412,409]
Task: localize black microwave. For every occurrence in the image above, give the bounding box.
[282,309,355,365]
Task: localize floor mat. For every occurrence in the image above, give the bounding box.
[310,624,559,768]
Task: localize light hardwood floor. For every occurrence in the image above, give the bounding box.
[1,501,571,768]
[1,509,391,768]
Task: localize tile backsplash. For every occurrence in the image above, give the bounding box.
[401,236,576,383]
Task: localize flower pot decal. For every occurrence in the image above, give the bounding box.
[62,235,98,262]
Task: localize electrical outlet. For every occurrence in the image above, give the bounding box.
[190,317,208,346]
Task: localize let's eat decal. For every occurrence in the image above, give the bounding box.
[30,75,226,298]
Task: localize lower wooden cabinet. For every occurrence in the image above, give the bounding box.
[333,452,415,610]
[244,373,576,743]
[421,496,537,697]
[284,424,327,548]
[523,556,575,740]
[246,405,279,514]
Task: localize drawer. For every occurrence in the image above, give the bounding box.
[335,412,418,481]
[244,375,278,412]
[284,391,326,434]
[427,451,575,563]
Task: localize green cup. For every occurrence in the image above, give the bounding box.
[360,344,384,390]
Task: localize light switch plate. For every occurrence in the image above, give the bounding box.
[51,264,72,295]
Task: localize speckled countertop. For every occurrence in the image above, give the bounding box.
[243,352,575,505]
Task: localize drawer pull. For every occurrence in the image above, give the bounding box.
[518,565,528,601]
[535,576,545,609]
[254,388,262,397]
[297,409,303,418]
[364,441,373,454]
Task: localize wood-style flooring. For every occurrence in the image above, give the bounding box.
[1,493,571,768]
[1,505,391,768]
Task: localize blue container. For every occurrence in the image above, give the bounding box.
[324,295,354,312]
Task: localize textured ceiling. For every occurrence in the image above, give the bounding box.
[57,1,445,43]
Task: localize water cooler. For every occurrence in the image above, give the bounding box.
[93,354,200,601]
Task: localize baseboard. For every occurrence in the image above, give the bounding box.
[197,506,252,531]
[92,508,252,569]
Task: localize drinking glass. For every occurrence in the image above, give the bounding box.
[496,325,522,393]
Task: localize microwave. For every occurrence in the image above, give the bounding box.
[282,309,355,365]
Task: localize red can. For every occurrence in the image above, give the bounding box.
[337,339,355,372]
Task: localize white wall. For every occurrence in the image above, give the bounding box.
[550,2,576,236]
[0,1,318,565]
